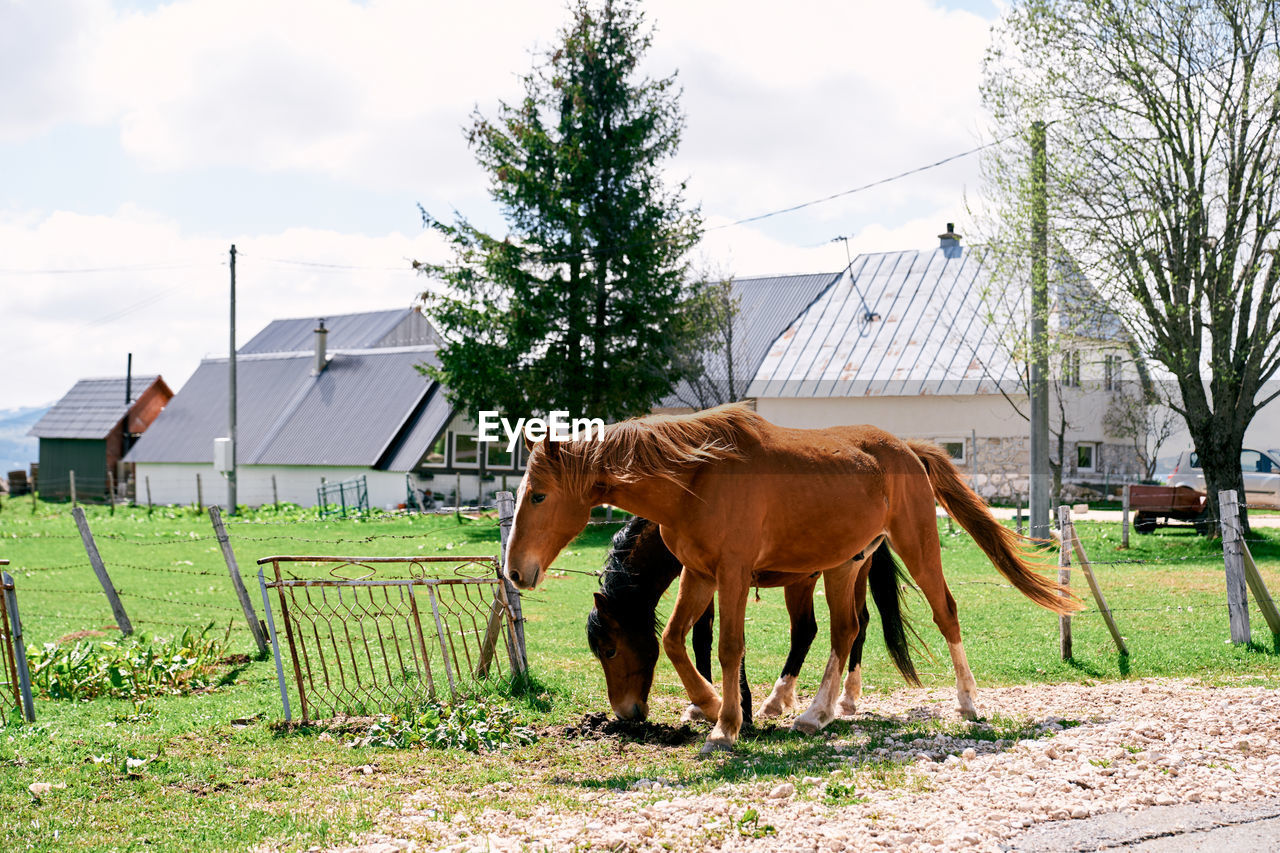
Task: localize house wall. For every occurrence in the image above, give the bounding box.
[133,462,505,510]
[754,393,1144,501]
[38,438,108,500]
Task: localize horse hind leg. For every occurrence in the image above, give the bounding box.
[837,598,869,716]
[682,600,717,724]
[887,506,981,719]
[794,560,857,735]
[758,579,817,719]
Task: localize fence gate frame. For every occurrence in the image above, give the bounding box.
[1,563,36,722]
[316,475,369,519]
[256,555,524,722]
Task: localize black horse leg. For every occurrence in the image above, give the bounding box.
[692,601,714,682]
[848,602,870,673]
[692,598,753,722]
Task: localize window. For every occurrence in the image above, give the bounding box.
[1242,449,1274,474]
[1062,350,1081,387]
[452,433,480,468]
[1104,354,1122,391]
[486,441,515,470]
[1077,443,1097,472]
[420,433,447,468]
[940,440,966,464]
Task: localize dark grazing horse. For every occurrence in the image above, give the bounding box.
[586,516,920,723]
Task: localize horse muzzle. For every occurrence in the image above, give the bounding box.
[612,699,649,722]
[506,561,542,590]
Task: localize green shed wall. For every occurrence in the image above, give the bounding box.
[38,439,108,500]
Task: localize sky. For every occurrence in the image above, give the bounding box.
[1,0,1007,411]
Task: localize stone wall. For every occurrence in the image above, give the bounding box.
[932,435,1145,503]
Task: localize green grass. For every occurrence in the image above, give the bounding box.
[1,500,1279,850]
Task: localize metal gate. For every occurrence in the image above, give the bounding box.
[316,475,369,518]
[257,555,523,721]
[1,564,36,722]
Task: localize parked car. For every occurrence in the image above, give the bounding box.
[1167,448,1280,509]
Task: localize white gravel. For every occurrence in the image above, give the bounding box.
[332,678,1280,853]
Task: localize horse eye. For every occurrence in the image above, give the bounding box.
[531,492,547,504]
[605,648,618,660]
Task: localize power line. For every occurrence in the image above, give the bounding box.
[236,251,417,272]
[0,262,217,276]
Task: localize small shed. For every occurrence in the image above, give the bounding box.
[29,376,173,501]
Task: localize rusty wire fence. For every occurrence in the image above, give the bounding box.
[257,555,525,721]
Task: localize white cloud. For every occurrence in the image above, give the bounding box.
[0,207,449,407]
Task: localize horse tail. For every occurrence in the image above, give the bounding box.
[868,541,921,686]
[906,439,1081,614]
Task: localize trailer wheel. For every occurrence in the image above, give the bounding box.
[1134,512,1158,534]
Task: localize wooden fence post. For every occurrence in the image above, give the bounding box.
[208,506,268,655]
[1240,542,1280,638]
[70,469,77,508]
[1016,495,1023,537]
[1057,505,1072,659]
[1121,484,1131,550]
[196,473,203,511]
[496,490,528,674]
[1064,507,1129,655]
[1219,490,1253,644]
[271,475,279,509]
[2,568,36,722]
[107,471,115,517]
[72,506,133,636]
[145,475,153,517]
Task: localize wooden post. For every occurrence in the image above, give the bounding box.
[271,474,279,509]
[2,569,36,722]
[1064,507,1129,655]
[70,469,77,508]
[1057,505,1072,660]
[145,475,153,517]
[1241,541,1280,637]
[31,485,36,515]
[107,471,115,516]
[1016,496,1023,536]
[72,506,132,635]
[495,490,528,674]
[208,506,267,654]
[1219,490,1253,645]
[1121,485,1131,550]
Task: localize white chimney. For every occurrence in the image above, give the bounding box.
[313,319,328,375]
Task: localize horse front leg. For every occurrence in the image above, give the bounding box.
[795,560,858,735]
[662,572,720,724]
[702,570,750,755]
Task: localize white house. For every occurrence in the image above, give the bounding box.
[126,308,524,510]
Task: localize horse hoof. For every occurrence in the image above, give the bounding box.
[757,701,785,720]
[836,699,858,717]
[959,706,982,721]
[792,714,828,735]
[699,737,734,757]
[681,704,710,724]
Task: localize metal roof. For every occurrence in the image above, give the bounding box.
[125,350,446,470]
[660,272,841,407]
[749,247,1024,397]
[29,376,162,440]
[748,245,1125,398]
[238,307,440,354]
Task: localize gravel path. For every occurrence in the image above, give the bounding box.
[335,678,1280,853]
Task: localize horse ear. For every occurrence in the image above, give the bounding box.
[592,591,609,612]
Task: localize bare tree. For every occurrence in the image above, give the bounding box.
[982,0,1280,533]
[671,274,746,408]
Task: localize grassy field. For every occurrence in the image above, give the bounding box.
[1,500,1279,851]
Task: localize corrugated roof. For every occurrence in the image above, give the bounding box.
[238,308,439,354]
[748,244,1124,398]
[29,376,161,439]
[660,272,840,408]
[125,350,445,470]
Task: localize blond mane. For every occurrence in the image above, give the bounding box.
[533,402,765,494]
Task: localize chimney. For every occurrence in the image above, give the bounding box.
[939,222,961,256]
[313,319,328,375]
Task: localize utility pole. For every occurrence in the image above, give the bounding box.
[228,244,238,515]
[1029,122,1050,540]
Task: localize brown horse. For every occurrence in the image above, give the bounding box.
[507,403,1079,753]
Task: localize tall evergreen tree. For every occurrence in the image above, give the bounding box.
[415,0,703,422]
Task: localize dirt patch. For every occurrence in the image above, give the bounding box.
[547,711,701,746]
[219,653,253,666]
[57,627,114,642]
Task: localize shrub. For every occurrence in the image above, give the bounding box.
[358,697,537,753]
[27,625,226,701]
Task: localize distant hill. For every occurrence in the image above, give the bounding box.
[0,406,47,474]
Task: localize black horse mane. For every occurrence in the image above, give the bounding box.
[588,516,681,638]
